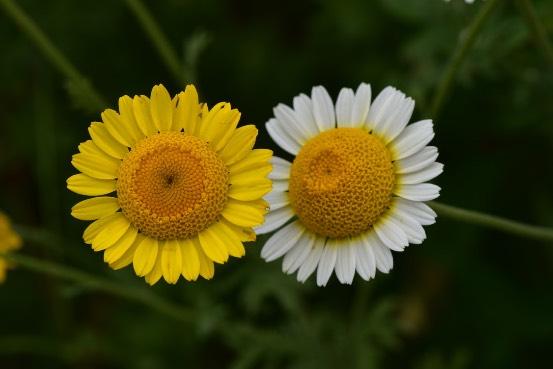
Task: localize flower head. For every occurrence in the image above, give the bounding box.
[0,211,22,283]
[259,83,442,286]
[68,84,272,285]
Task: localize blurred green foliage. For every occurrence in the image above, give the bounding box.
[0,0,552,368]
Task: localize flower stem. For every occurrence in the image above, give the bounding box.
[122,0,186,86]
[2,252,195,323]
[429,201,553,242]
[0,0,107,111]
[515,0,553,67]
[430,0,501,119]
[2,251,292,350]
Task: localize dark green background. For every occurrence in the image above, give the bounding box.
[1,0,552,368]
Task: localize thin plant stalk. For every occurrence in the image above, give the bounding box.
[0,0,107,111]
[430,201,553,242]
[123,0,186,85]
[515,0,553,67]
[2,252,293,350]
[430,0,501,118]
[3,252,195,323]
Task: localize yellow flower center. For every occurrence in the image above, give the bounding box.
[288,127,395,239]
[117,132,229,240]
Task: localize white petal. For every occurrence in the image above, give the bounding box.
[282,231,316,274]
[293,93,320,137]
[272,179,289,192]
[261,221,304,262]
[269,157,291,180]
[374,217,409,251]
[266,118,302,155]
[390,209,426,244]
[255,205,295,234]
[394,198,437,225]
[297,237,326,283]
[356,234,376,280]
[316,240,338,287]
[335,241,356,284]
[390,119,434,160]
[336,87,354,127]
[365,86,396,131]
[370,234,394,273]
[367,86,415,144]
[351,83,372,126]
[381,97,414,144]
[273,104,310,143]
[396,146,438,174]
[265,191,289,211]
[399,162,443,185]
[311,86,336,132]
[389,101,415,143]
[395,183,441,201]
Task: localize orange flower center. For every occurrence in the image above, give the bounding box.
[288,128,395,239]
[117,132,229,240]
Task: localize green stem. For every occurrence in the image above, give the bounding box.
[123,0,186,85]
[0,0,107,111]
[2,252,195,323]
[515,0,553,67]
[430,0,501,118]
[429,201,553,242]
[2,251,291,352]
[12,224,64,254]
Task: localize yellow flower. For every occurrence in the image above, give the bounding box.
[0,211,22,283]
[67,84,272,285]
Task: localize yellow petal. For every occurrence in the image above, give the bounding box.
[109,236,140,270]
[228,149,272,175]
[133,95,157,137]
[218,125,258,165]
[150,84,173,132]
[0,260,7,283]
[180,239,200,281]
[101,109,133,147]
[133,237,159,277]
[118,95,145,145]
[174,85,200,134]
[77,140,101,155]
[199,102,241,151]
[212,109,241,152]
[216,221,246,258]
[89,122,129,159]
[199,102,227,138]
[230,166,273,182]
[71,197,119,221]
[145,250,163,285]
[161,239,182,284]
[92,213,131,251]
[228,178,272,201]
[83,213,120,244]
[222,219,256,242]
[103,225,138,263]
[0,264,7,281]
[67,174,116,196]
[72,155,118,180]
[193,239,214,280]
[198,224,230,264]
[221,198,267,227]
[72,141,120,180]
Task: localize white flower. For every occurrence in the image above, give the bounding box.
[258,83,443,286]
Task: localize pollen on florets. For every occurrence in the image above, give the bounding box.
[117,132,229,240]
[288,127,395,239]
